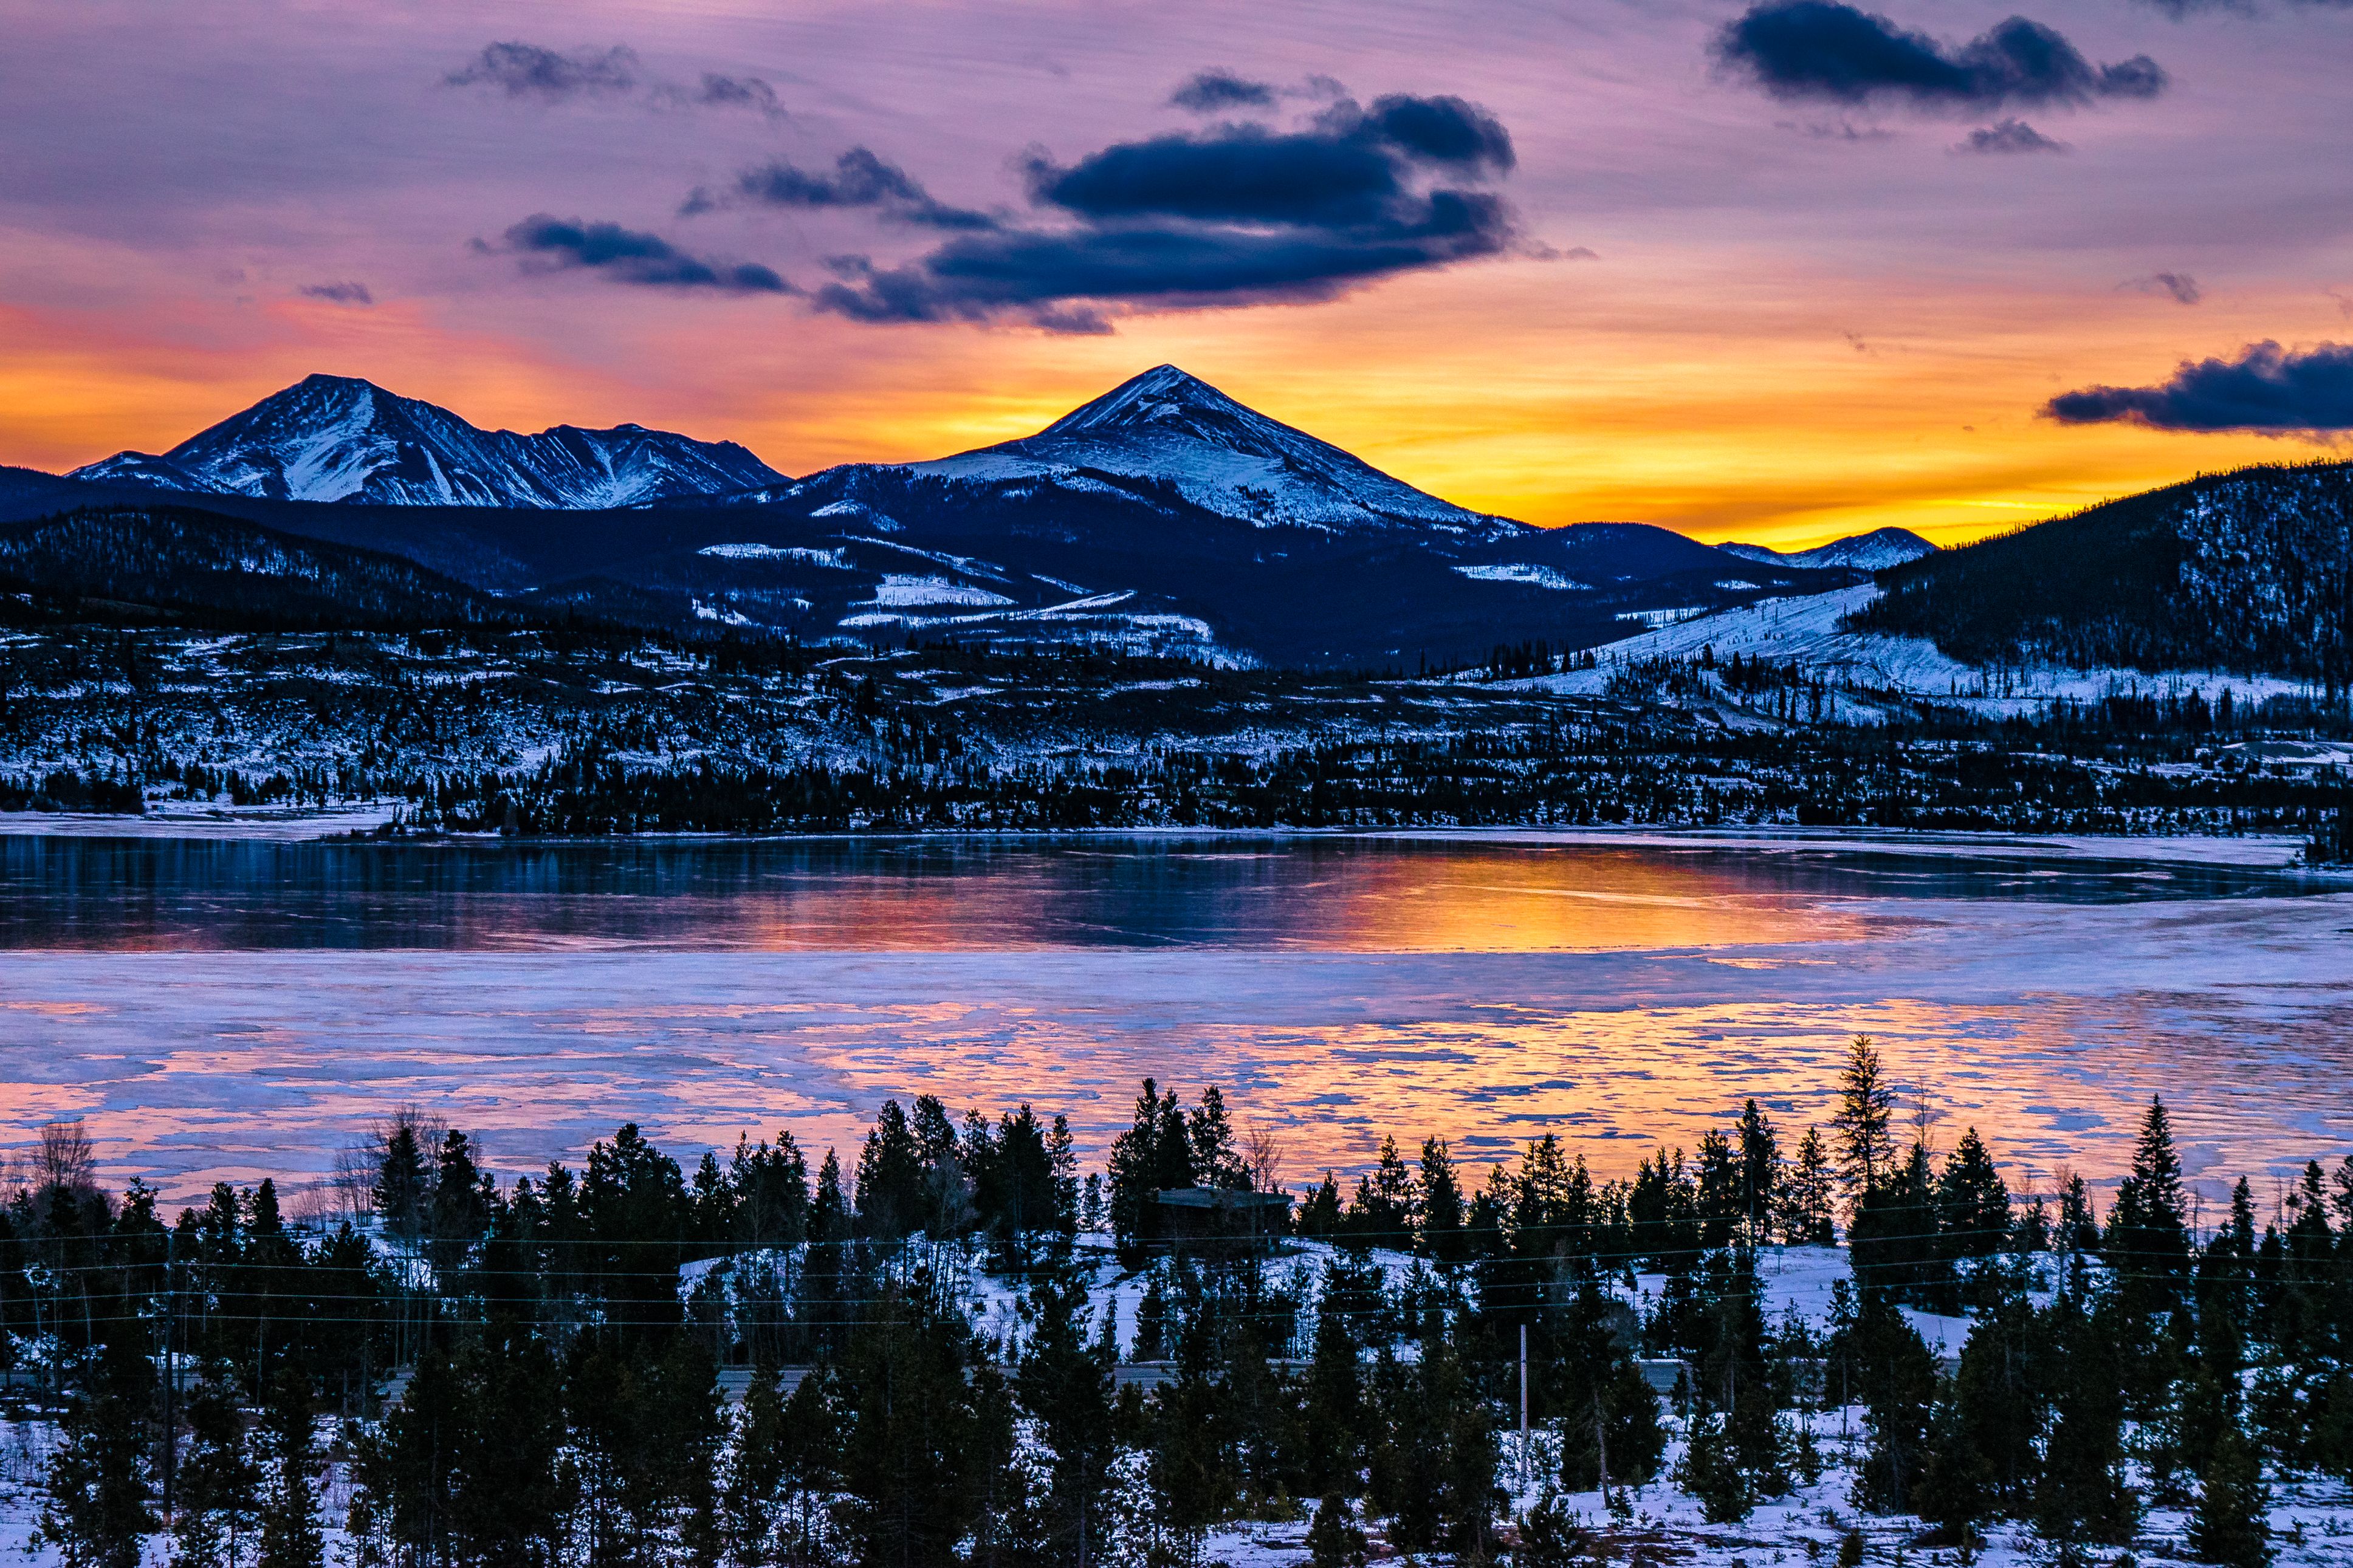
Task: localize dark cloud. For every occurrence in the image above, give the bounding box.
[2044,341,2353,433]
[1714,2,2167,112]
[689,148,995,229]
[1169,70,1277,112]
[1781,118,1897,141]
[1350,94,1516,171]
[1027,131,1408,228]
[811,94,1519,330]
[297,281,374,306]
[447,43,782,116]
[501,215,792,293]
[680,73,783,117]
[2122,271,2202,305]
[1953,118,2067,154]
[2134,0,2351,16]
[1024,95,1512,227]
[445,43,641,100]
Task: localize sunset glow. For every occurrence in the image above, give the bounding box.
[4,1,2347,548]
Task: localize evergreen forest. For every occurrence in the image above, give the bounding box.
[3,1040,2349,1566]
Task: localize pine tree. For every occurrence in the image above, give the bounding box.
[1188,1086,1248,1190]
[1937,1129,2010,1272]
[1302,1275,1366,1499]
[1676,1407,1750,1522]
[1915,1289,2044,1537]
[2107,1096,2192,1306]
[837,1278,999,1568]
[723,1355,794,1565]
[1418,1137,1466,1263]
[1778,1126,1837,1246]
[1694,1129,1742,1251]
[1831,1034,1897,1208]
[428,1128,493,1275]
[1553,1278,1666,1493]
[1296,1172,1342,1239]
[1845,1288,1939,1515]
[1304,1494,1369,1568]
[255,1371,323,1568]
[1147,1317,1240,1567]
[371,1110,431,1247]
[854,1099,927,1242]
[1358,1135,1417,1247]
[2035,1290,2139,1551]
[36,1343,155,1568]
[1367,1325,1497,1561]
[2187,1421,2272,1568]
[1107,1079,1184,1262]
[171,1374,260,1568]
[1016,1266,1120,1568]
[1735,1098,1780,1245]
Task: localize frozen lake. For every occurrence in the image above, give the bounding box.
[1,829,2346,1204]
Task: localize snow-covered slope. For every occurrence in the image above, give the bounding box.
[68,375,785,508]
[1719,527,1936,573]
[1523,584,2315,711]
[909,365,1517,538]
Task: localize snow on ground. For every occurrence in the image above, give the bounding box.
[1513,584,2326,711]
[0,801,404,839]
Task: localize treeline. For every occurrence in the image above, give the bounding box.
[5,1040,2349,1566]
[390,727,2353,839]
[7,608,2352,841]
[1853,460,2353,691]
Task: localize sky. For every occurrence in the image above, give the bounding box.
[1,0,2349,549]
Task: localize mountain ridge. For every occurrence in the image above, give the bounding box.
[10,366,1904,664]
[68,374,785,508]
[1720,527,1936,573]
[903,364,1515,539]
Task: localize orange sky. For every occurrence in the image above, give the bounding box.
[2,0,2346,550]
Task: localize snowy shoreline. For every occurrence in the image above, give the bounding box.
[0,806,2327,871]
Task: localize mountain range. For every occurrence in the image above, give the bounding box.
[67,374,783,507]
[11,366,1907,665]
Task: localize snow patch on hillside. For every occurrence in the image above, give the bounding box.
[1527,587,2325,710]
[1454,563,1592,591]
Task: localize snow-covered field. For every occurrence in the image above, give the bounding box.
[1520,585,2329,713]
[5,1238,2349,1567]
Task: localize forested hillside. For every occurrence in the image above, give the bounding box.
[1854,462,2353,687]
[0,507,528,632]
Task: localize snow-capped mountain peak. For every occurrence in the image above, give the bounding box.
[910,365,1520,538]
[68,375,786,508]
[1036,364,1280,443]
[1719,526,1936,573]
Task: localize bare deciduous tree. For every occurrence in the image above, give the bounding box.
[33,1120,97,1197]
[1243,1121,1288,1194]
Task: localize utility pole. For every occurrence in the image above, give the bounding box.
[160,1227,176,1522]
[1518,1322,1529,1494]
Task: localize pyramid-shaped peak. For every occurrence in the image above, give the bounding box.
[1036,365,1256,439]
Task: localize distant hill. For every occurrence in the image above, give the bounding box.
[66,374,785,507]
[1850,462,2352,684]
[0,505,529,631]
[1720,527,1936,573]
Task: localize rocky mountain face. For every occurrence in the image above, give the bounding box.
[67,374,784,508]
